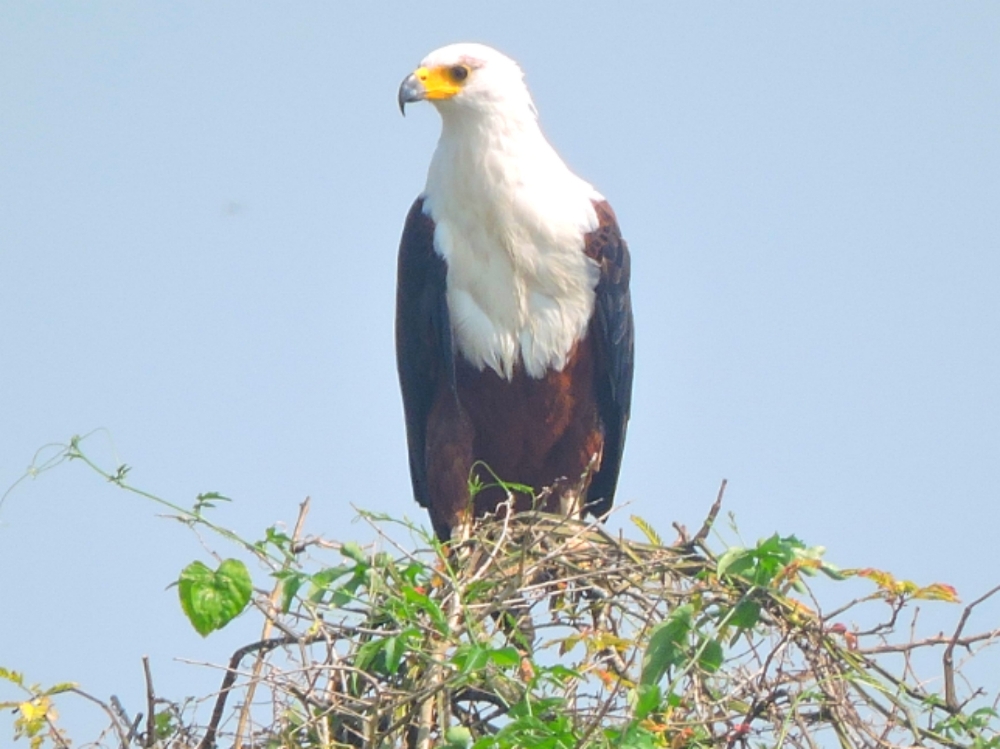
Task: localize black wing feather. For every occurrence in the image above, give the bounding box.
[585,201,635,518]
[395,197,453,509]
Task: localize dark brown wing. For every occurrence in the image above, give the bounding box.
[584,200,635,517]
[395,197,454,511]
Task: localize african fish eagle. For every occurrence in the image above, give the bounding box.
[395,43,634,542]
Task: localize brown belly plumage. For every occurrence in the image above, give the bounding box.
[424,335,604,538]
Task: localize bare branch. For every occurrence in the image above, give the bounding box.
[944,583,1000,712]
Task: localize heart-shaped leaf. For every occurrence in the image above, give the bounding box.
[178,559,252,636]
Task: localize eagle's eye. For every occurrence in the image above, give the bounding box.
[448,65,470,83]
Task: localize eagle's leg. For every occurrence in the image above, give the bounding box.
[544,443,603,520]
[425,393,476,542]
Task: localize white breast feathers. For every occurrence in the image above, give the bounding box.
[425,135,602,380]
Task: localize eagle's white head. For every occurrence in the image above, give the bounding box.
[397,42,536,122]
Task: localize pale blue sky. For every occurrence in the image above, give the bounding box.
[2,2,998,739]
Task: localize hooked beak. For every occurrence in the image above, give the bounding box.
[397,73,426,116]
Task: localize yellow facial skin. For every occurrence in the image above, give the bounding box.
[414,64,470,100]
[398,64,471,113]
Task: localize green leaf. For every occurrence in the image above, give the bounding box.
[402,584,449,635]
[443,726,473,749]
[195,491,231,504]
[717,547,751,578]
[718,534,828,589]
[355,638,387,674]
[633,683,662,720]
[640,604,693,686]
[177,559,252,636]
[340,541,366,563]
[154,710,176,740]
[193,491,231,514]
[819,564,849,581]
[487,646,522,668]
[615,722,659,749]
[382,635,406,673]
[329,570,367,607]
[275,570,305,613]
[540,664,581,684]
[698,637,724,673]
[260,525,292,552]
[380,551,401,569]
[307,565,354,604]
[42,682,77,696]
[309,565,352,590]
[0,668,24,686]
[399,561,427,584]
[451,644,491,674]
[354,629,418,676]
[730,598,761,630]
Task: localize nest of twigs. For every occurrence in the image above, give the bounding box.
[170,499,999,749]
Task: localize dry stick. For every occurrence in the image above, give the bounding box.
[860,627,1000,655]
[196,499,313,749]
[944,582,1000,712]
[109,695,137,745]
[39,711,72,749]
[903,605,923,692]
[416,583,465,749]
[232,496,312,749]
[818,632,971,749]
[692,478,727,547]
[67,688,133,749]
[198,634,319,749]
[142,656,155,748]
[577,533,673,747]
[819,593,885,625]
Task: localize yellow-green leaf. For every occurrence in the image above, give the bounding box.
[630,515,662,546]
